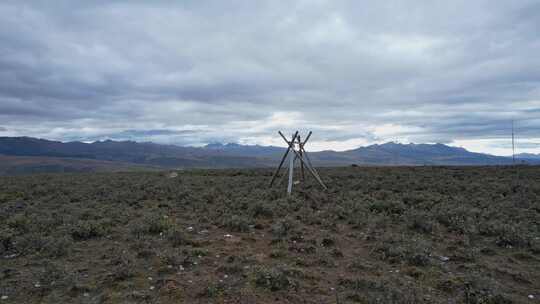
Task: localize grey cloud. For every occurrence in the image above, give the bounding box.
[0,1,539,153]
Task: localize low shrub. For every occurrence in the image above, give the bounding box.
[7,214,30,233]
[0,227,16,253]
[253,266,293,291]
[129,214,171,237]
[368,200,405,215]
[250,201,274,218]
[13,233,47,255]
[42,235,72,258]
[271,218,297,238]
[167,226,193,247]
[222,215,251,233]
[407,212,434,234]
[71,220,109,241]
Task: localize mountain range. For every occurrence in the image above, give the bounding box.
[0,136,537,175]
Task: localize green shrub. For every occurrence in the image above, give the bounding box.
[42,235,72,257]
[0,227,16,253]
[252,266,293,291]
[7,214,30,233]
[464,277,513,304]
[202,282,226,298]
[407,212,434,234]
[71,220,109,241]
[222,215,251,233]
[495,224,531,248]
[146,217,170,234]
[167,226,193,247]
[271,218,297,238]
[368,200,405,214]
[129,214,171,237]
[13,233,47,255]
[250,201,274,218]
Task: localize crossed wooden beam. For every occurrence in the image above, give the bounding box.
[269,131,327,193]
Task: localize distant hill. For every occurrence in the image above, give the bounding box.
[516,153,540,160]
[338,142,512,165]
[0,155,157,175]
[0,136,535,174]
[0,137,274,174]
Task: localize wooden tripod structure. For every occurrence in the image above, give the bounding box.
[269,131,327,194]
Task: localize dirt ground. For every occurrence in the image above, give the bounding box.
[1,166,539,303]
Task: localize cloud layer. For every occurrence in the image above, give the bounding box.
[1,1,539,155]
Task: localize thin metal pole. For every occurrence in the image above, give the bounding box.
[512,120,515,165]
[287,151,294,194]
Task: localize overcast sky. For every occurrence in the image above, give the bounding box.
[1,1,539,155]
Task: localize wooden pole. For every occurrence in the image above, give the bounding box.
[269,131,298,187]
[302,131,312,146]
[271,130,327,192]
[298,135,305,181]
[300,147,327,189]
[279,132,327,190]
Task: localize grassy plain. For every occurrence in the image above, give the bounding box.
[1,166,539,303]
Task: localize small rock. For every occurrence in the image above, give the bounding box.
[439,256,450,262]
[186,227,194,232]
[224,234,233,238]
[149,286,155,290]
[34,283,41,288]
[1,296,8,300]
[167,172,178,178]
[528,294,535,299]
[148,277,153,281]
[83,293,89,297]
